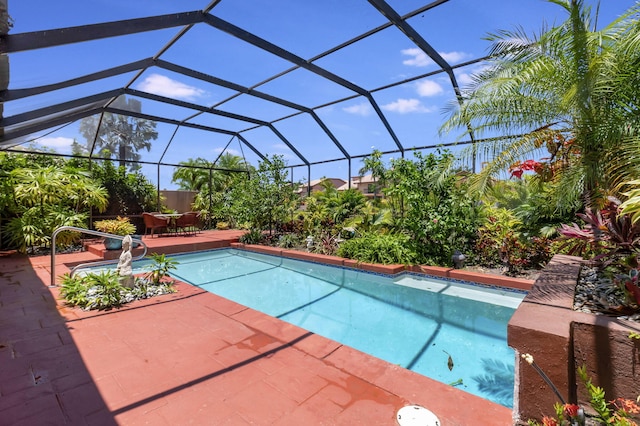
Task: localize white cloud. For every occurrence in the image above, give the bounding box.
[39,136,74,152]
[136,73,206,101]
[416,80,444,97]
[272,143,291,151]
[382,98,433,114]
[401,48,470,67]
[402,48,431,67]
[456,72,475,86]
[343,102,372,117]
[440,51,469,63]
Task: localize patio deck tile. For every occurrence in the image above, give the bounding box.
[0,230,514,425]
[263,363,329,404]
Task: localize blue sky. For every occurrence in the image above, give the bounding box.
[6,0,635,189]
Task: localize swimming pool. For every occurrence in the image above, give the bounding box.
[113,248,525,407]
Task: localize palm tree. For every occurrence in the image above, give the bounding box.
[359,149,386,201]
[171,158,213,191]
[79,97,158,171]
[440,0,640,210]
[215,153,251,189]
[173,154,250,192]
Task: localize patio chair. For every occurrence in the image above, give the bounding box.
[175,212,199,236]
[142,212,169,237]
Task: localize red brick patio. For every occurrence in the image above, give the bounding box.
[0,230,513,425]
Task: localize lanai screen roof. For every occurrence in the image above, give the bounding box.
[0,0,630,187]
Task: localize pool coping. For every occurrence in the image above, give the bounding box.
[231,243,535,292]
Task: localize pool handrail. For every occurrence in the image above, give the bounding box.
[50,226,147,287]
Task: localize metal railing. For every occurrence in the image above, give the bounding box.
[50,226,147,287]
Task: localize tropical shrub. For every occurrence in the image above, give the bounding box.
[229,155,299,234]
[144,253,178,284]
[3,162,108,252]
[277,233,300,249]
[558,199,640,270]
[60,270,127,311]
[343,201,394,235]
[337,232,416,265]
[383,150,482,266]
[94,216,137,236]
[620,181,640,225]
[90,160,159,216]
[472,207,554,275]
[239,229,264,245]
[482,177,579,238]
[310,231,341,256]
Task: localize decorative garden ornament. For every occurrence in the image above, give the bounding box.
[116,235,134,288]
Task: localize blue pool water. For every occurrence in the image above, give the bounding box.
[103,248,525,407]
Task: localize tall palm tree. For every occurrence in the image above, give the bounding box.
[79,97,158,171]
[440,0,640,210]
[359,149,386,201]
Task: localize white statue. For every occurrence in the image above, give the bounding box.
[116,235,135,288]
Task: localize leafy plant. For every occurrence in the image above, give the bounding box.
[277,233,300,249]
[558,199,640,269]
[94,216,137,236]
[229,155,299,235]
[620,181,640,224]
[59,273,89,307]
[59,256,177,310]
[382,150,482,265]
[473,207,554,274]
[311,231,341,256]
[576,365,640,426]
[89,159,160,216]
[60,270,125,310]
[337,232,416,265]
[1,161,109,252]
[239,229,264,245]
[144,253,178,284]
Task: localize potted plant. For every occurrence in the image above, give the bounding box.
[94,216,137,250]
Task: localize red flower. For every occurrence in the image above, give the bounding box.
[508,159,543,179]
[563,404,580,417]
[510,167,524,179]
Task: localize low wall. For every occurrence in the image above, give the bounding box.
[508,254,640,423]
[160,190,197,212]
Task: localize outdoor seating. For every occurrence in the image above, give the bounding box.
[142,212,169,237]
[175,212,199,236]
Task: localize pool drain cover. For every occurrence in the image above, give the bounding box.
[397,405,440,426]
